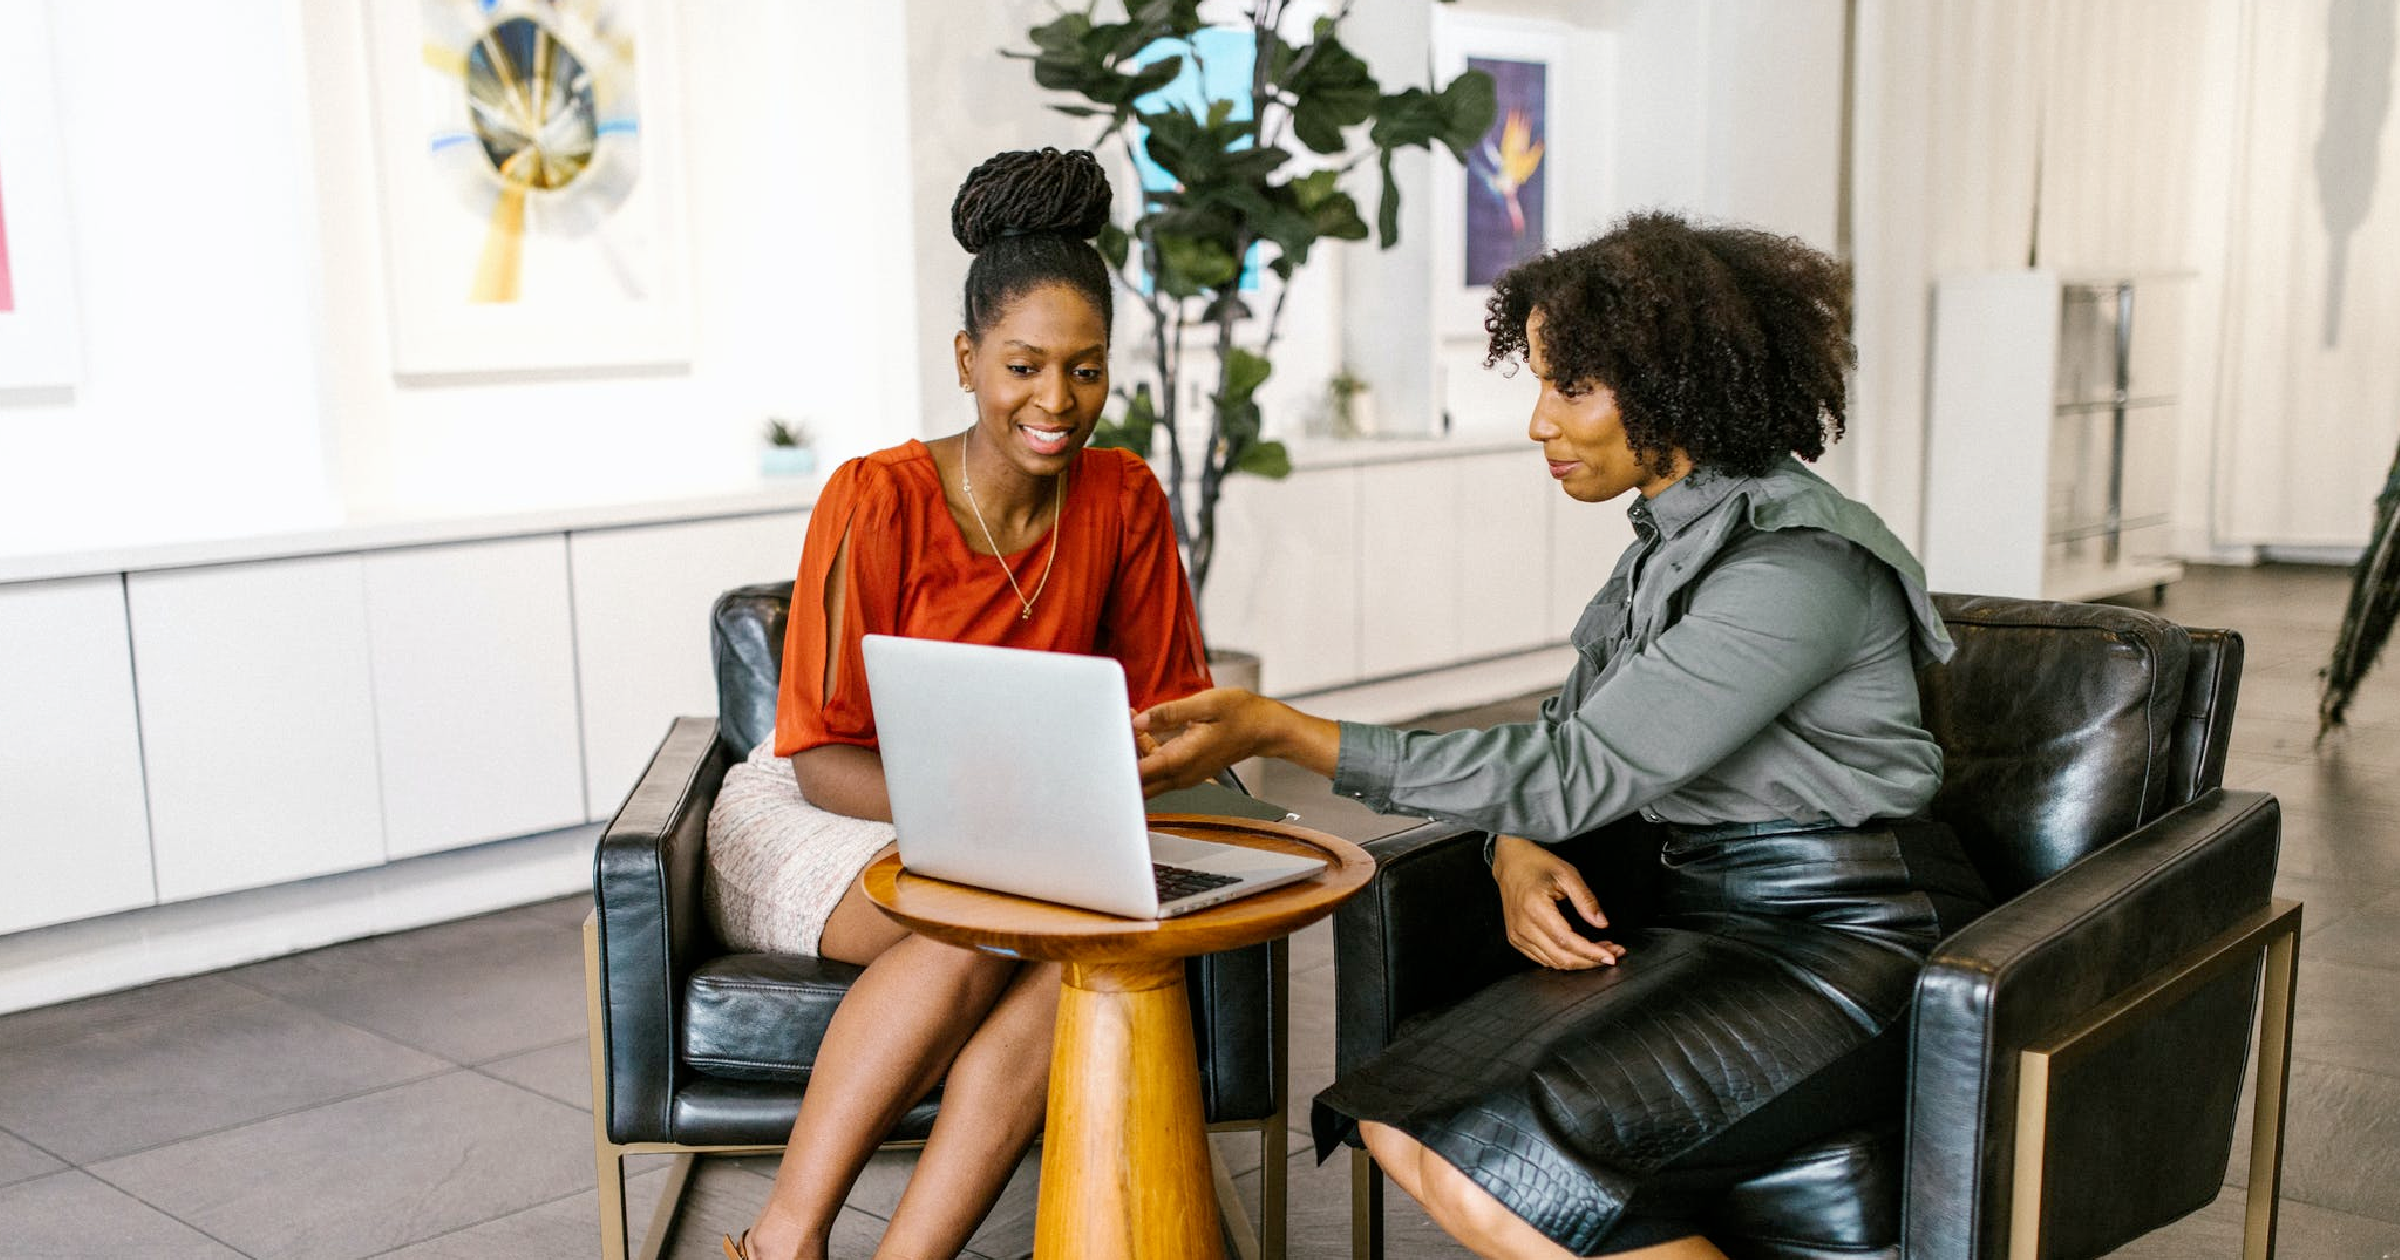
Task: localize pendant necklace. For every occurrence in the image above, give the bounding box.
[959,426,1064,620]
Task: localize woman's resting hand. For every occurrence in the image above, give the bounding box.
[1491,835,1624,970]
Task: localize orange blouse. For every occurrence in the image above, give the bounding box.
[773,441,1213,758]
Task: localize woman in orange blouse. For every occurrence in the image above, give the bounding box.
[709,149,1211,1260]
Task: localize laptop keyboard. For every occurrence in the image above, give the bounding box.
[1153,863,1242,902]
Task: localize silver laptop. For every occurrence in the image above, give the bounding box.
[861,635,1326,919]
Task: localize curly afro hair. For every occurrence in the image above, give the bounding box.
[951,147,1115,340]
[1484,211,1853,479]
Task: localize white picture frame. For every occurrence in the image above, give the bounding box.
[0,0,83,391]
[1429,10,1569,341]
[363,0,694,378]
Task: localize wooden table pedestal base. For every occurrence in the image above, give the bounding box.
[1035,959,1222,1260]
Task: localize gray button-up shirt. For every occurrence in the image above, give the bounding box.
[1332,455,1953,840]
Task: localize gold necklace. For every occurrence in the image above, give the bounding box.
[959,427,1064,620]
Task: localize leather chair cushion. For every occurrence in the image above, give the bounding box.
[1923,596,2192,898]
[671,1076,942,1148]
[1710,1124,1901,1260]
[681,946,1281,1124]
[684,953,858,1083]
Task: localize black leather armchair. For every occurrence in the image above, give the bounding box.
[1334,594,2298,1259]
[585,583,1293,1260]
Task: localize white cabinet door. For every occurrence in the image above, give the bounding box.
[1455,453,1555,657]
[1357,460,1468,680]
[129,557,386,902]
[1202,467,1362,696]
[571,512,809,821]
[0,577,155,934]
[364,537,585,859]
[1550,489,1632,635]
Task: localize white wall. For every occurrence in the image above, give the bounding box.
[0,0,337,555]
[1,0,920,560]
[1425,0,1848,450]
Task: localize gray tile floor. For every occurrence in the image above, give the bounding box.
[4,564,2400,1257]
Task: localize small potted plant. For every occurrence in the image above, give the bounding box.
[1324,368,1376,438]
[760,417,817,478]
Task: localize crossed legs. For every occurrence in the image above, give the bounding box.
[739,881,1059,1260]
[1359,1122,1727,1260]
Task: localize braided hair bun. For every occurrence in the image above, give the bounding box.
[951,148,1113,253]
[951,148,1117,339]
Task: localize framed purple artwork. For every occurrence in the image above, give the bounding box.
[1464,55,1548,288]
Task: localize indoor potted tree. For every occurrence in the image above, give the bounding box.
[1008,2,1492,650]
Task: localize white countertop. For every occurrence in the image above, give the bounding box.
[0,435,1531,586]
[1279,431,1526,470]
[0,479,824,585]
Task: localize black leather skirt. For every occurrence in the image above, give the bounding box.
[1312,817,1990,1256]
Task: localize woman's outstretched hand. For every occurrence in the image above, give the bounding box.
[1135,688,1270,793]
[1135,688,1343,793]
[1491,835,1624,970]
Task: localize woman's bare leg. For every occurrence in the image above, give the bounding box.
[739,882,1021,1260]
[873,959,1061,1258]
[1359,1122,1728,1260]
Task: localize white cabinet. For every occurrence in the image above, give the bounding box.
[1550,485,1635,635]
[363,537,585,859]
[1455,453,1556,658]
[0,577,155,933]
[1204,467,1362,695]
[1203,449,1592,696]
[1926,270,2186,601]
[1359,459,1466,679]
[570,512,810,820]
[129,557,387,901]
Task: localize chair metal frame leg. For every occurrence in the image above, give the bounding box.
[1352,1147,1385,1260]
[588,918,1290,1259]
[2009,898,2303,1260]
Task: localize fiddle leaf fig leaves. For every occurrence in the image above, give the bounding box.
[1005,2,1490,599]
[1090,382,1161,457]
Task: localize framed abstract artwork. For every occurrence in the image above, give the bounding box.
[1429,11,1564,338]
[0,0,82,391]
[364,0,693,377]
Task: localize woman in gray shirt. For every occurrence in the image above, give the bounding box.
[1137,213,1990,1259]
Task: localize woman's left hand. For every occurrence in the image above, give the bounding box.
[1492,835,1625,970]
[1135,688,1274,793]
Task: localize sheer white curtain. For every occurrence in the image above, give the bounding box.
[1849,0,2277,555]
[2214,0,2400,548]
[1848,0,2047,546]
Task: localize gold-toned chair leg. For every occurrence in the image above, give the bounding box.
[586,915,633,1260]
[637,1154,701,1260]
[1353,1146,1383,1260]
[1260,1118,1287,1260]
[597,1144,630,1260]
[1265,936,1289,1260]
[1211,1137,1262,1260]
[2244,915,2301,1260]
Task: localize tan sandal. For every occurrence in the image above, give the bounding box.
[721,1232,754,1260]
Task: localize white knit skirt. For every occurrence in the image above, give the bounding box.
[704,739,898,957]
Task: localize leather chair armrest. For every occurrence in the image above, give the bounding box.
[594,716,733,1145]
[1904,788,2282,1260]
[1332,820,1523,1075]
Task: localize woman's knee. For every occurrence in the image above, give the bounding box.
[816,879,910,964]
[1402,1139,1520,1241]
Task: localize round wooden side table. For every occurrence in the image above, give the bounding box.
[863,815,1372,1260]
